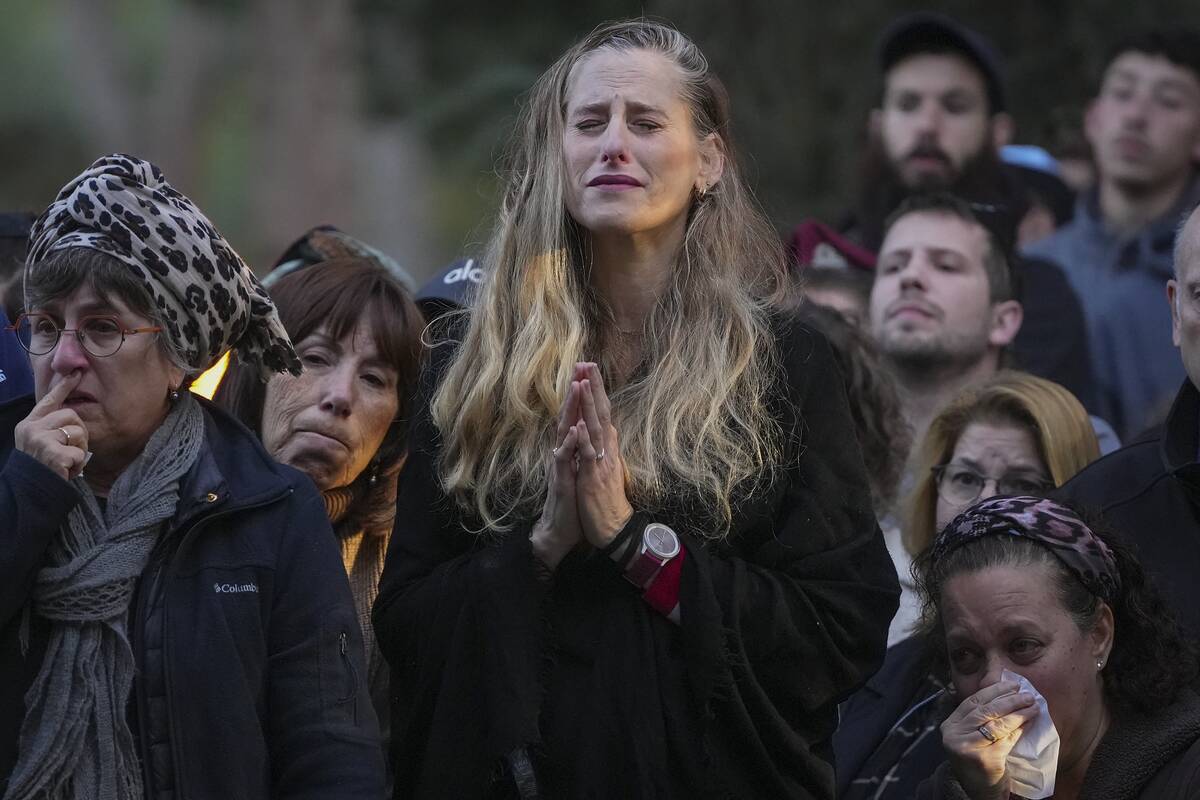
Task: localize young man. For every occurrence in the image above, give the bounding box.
[852,13,1015,250]
[1027,30,1200,438]
[867,193,1022,446]
[845,12,1094,410]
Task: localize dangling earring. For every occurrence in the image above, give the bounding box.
[368,462,380,486]
[168,386,180,403]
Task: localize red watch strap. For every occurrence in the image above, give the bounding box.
[643,544,685,619]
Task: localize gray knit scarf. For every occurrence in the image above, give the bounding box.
[4,394,206,800]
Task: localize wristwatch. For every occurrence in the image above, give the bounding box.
[623,522,681,589]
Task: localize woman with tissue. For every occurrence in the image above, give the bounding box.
[913,495,1200,799]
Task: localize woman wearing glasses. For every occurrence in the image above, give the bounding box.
[836,370,1099,800]
[0,155,384,798]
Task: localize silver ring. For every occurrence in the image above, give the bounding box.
[977,723,999,744]
[60,427,71,447]
[595,448,606,461]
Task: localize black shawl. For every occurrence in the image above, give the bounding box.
[372,313,900,799]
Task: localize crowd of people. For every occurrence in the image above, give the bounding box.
[2,12,1200,800]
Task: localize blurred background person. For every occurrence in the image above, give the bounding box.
[800,304,911,525]
[191,223,416,399]
[414,256,483,323]
[837,370,1099,800]
[0,212,34,402]
[216,255,424,788]
[790,219,877,327]
[913,496,1200,798]
[1026,29,1200,438]
[373,20,898,799]
[1000,144,1076,248]
[0,154,383,798]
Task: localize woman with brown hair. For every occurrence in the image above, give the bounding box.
[372,18,898,800]
[215,256,424,783]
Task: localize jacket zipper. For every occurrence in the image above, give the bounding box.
[131,562,161,794]
[339,630,360,723]
[157,488,292,799]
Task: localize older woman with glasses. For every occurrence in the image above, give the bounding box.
[836,371,1100,800]
[0,155,383,798]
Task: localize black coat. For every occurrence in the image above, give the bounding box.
[1056,379,1200,641]
[916,688,1200,799]
[0,396,385,798]
[372,314,900,799]
[835,635,948,799]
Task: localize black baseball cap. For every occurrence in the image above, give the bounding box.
[878,12,1006,114]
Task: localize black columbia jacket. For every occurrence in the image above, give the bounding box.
[0,395,385,798]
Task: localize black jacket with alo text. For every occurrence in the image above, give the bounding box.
[373,313,900,799]
[0,395,385,798]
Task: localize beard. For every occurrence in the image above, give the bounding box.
[876,317,993,380]
[853,134,1028,252]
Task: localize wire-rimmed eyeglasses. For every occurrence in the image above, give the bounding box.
[6,313,163,358]
[932,462,1054,507]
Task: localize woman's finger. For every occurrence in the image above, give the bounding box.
[948,681,1021,722]
[981,703,1040,741]
[976,691,1036,726]
[579,379,606,455]
[39,411,90,454]
[575,419,597,463]
[553,423,579,478]
[587,364,613,426]
[27,370,82,420]
[556,381,579,445]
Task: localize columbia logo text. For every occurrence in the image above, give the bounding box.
[214,582,259,594]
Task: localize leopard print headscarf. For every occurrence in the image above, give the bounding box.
[27,154,301,379]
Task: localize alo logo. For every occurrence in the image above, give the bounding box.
[443,258,482,285]
[214,582,258,594]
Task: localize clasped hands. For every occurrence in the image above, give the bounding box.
[530,362,633,571]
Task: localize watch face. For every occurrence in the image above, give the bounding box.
[644,524,680,559]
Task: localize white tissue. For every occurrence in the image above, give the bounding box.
[1001,668,1060,799]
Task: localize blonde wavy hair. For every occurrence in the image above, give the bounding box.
[903,371,1100,556]
[431,19,789,535]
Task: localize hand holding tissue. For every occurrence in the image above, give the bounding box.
[999,669,1060,799]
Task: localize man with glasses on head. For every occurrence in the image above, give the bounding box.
[868,193,1022,449]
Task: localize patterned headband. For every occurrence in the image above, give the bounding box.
[931,495,1121,602]
[27,154,300,379]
